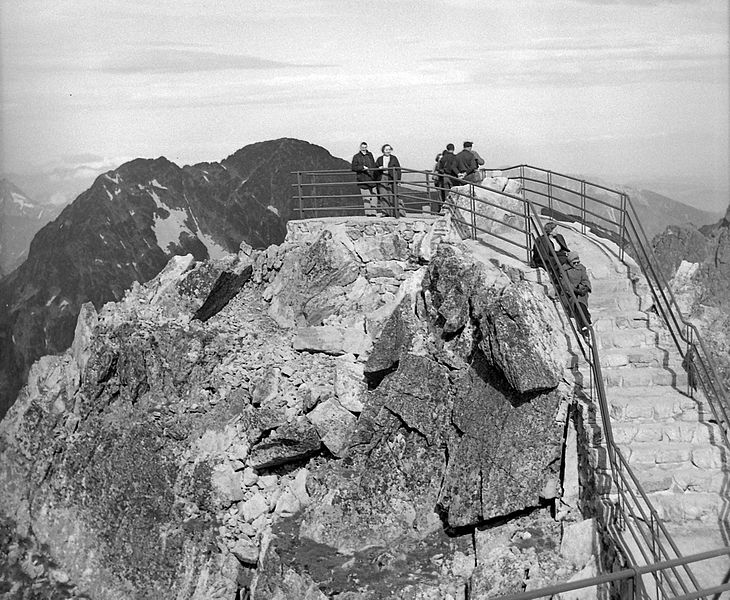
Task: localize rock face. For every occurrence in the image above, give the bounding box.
[0,178,63,277]
[0,217,589,599]
[0,138,350,418]
[651,205,730,384]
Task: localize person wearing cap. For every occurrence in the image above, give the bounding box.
[563,250,592,337]
[454,141,484,184]
[531,221,571,272]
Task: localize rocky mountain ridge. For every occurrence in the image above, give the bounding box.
[0,214,605,599]
[0,179,63,277]
[0,138,350,417]
[652,201,730,384]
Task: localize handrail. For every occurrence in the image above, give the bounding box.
[498,165,730,448]
[290,166,727,598]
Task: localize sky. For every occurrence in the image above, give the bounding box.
[1,0,728,210]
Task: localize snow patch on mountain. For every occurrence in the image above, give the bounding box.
[152,201,187,253]
[196,230,230,260]
[11,192,34,211]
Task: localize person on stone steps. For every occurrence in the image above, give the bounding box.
[531,221,571,276]
[351,141,378,216]
[562,250,592,338]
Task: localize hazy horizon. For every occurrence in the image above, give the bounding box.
[1,0,728,211]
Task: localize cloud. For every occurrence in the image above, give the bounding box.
[103,49,333,75]
[568,0,696,4]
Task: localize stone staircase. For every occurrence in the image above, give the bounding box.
[566,229,730,592]
[463,218,729,591]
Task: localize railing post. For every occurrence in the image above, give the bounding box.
[548,170,553,216]
[619,194,627,262]
[394,178,400,218]
[296,171,303,219]
[425,172,432,214]
[687,328,695,398]
[524,200,532,264]
[470,184,477,239]
[580,180,586,234]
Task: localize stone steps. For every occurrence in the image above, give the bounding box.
[618,440,726,471]
[594,327,658,349]
[590,278,636,295]
[573,260,728,525]
[578,365,690,389]
[611,419,722,445]
[592,310,649,332]
[649,490,724,523]
[597,462,727,494]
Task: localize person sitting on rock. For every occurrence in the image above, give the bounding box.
[562,250,592,338]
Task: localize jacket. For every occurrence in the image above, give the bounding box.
[437,151,460,181]
[351,151,377,185]
[454,149,478,175]
[375,154,401,181]
[564,262,591,300]
[531,233,570,269]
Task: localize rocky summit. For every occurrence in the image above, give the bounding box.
[0,138,350,418]
[652,204,730,385]
[0,214,602,599]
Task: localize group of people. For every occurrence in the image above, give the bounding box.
[531,221,593,339]
[351,139,487,217]
[433,141,485,206]
[351,141,404,217]
[351,141,592,340]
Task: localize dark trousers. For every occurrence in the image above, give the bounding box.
[573,299,592,330]
[378,181,404,216]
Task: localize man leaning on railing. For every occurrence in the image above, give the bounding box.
[351,141,378,216]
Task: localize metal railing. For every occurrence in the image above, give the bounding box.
[497,165,730,450]
[291,167,730,598]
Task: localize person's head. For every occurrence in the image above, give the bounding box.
[446,143,455,152]
[435,152,443,162]
[567,251,580,265]
[544,221,558,234]
[381,144,392,154]
[359,142,368,153]
[463,141,473,149]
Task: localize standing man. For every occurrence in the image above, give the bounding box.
[454,141,484,184]
[436,143,459,212]
[351,141,378,216]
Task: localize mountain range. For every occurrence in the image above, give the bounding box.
[0,138,349,416]
[0,138,725,418]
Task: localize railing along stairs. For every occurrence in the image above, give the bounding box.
[291,166,730,599]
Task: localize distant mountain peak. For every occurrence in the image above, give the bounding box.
[0,138,350,417]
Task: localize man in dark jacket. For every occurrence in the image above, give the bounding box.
[454,141,484,183]
[532,221,571,271]
[436,143,459,211]
[351,141,378,216]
